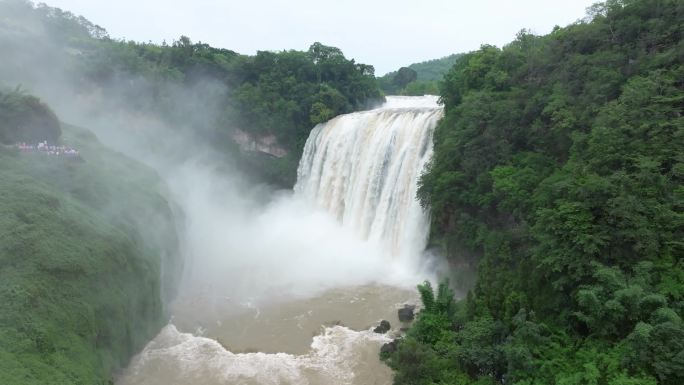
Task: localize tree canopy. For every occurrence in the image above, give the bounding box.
[0,1,384,186]
[388,0,684,383]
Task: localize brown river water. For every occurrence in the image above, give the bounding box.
[115,97,442,385]
[117,285,418,385]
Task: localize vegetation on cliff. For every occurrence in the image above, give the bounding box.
[0,93,181,384]
[0,88,61,145]
[385,0,684,383]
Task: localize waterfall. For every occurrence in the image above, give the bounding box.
[119,96,444,385]
[295,96,443,264]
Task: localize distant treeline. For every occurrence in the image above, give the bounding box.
[384,0,684,384]
[378,54,463,95]
[0,0,384,186]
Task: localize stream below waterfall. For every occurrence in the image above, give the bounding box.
[116,96,443,385]
[117,285,417,385]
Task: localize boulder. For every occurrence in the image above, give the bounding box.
[380,339,400,356]
[398,304,416,322]
[373,320,391,334]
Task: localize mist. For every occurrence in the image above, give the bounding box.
[0,1,433,314]
[84,97,430,306]
[85,105,426,306]
[30,69,426,306]
[1,3,449,384]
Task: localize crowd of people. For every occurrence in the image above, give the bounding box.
[15,141,80,157]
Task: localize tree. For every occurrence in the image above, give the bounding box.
[393,67,417,89]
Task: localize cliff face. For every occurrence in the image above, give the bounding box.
[231,129,288,158]
[0,124,182,385]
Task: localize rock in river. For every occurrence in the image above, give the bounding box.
[398,304,415,322]
[373,320,391,334]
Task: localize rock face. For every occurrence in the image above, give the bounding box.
[398,305,416,322]
[231,129,288,158]
[373,320,391,334]
[380,339,400,356]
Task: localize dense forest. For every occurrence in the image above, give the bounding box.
[0,90,182,384]
[0,0,383,186]
[384,0,684,384]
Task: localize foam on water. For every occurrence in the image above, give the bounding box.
[118,324,393,385]
[379,95,440,109]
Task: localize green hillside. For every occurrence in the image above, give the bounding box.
[409,54,464,81]
[0,114,181,384]
[378,54,463,95]
[385,0,684,384]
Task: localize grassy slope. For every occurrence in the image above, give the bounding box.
[0,124,180,384]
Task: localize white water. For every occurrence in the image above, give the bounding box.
[117,96,442,385]
[119,323,394,385]
[296,95,443,266]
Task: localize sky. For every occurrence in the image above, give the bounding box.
[42,0,597,75]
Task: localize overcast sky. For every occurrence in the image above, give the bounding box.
[42,0,597,75]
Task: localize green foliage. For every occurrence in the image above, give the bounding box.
[409,54,465,82]
[0,122,181,384]
[379,54,464,95]
[393,67,418,89]
[0,2,383,187]
[0,88,61,144]
[403,80,440,96]
[225,44,381,150]
[391,0,684,383]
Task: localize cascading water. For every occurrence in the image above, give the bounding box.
[117,96,443,385]
[295,95,443,264]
